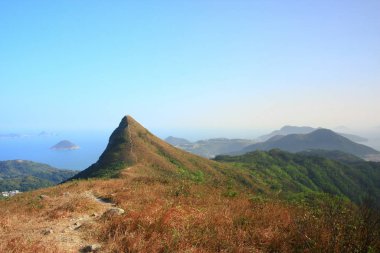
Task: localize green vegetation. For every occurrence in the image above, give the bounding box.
[0,160,78,191]
[215,149,380,205]
[2,116,380,252]
[70,116,135,180]
[74,161,129,179]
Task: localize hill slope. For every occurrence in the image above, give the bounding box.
[0,160,78,191]
[237,129,379,158]
[216,149,380,204]
[1,116,380,252]
[70,116,229,182]
[71,116,380,205]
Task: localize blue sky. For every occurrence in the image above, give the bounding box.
[1,1,379,138]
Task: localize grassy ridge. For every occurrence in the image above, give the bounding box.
[215,149,380,205]
[1,116,380,252]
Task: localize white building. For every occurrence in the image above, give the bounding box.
[1,190,21,197]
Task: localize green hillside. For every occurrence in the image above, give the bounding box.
[0,160,78,192]
[71,116,380,207]
[3,116,379,252]
[215,149,380,204]
[70,116,229,182]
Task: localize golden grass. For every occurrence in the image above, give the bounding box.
[1,175,379,252]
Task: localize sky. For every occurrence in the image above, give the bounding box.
[1,0,379,139]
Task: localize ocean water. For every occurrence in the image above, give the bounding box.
[1,130,380,171]
[0,131,110,170]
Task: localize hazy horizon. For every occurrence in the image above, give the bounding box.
[2,121,380,142]
[1,1,380,134]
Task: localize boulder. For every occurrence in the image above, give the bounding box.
[101,207,125,219]
[80,244,101,252]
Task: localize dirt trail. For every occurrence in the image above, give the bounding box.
[44,191,120,252]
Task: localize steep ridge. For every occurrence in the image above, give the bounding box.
[70,116,229,182]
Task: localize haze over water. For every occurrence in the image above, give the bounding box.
[1,127,380,170]
[0,132,108,170]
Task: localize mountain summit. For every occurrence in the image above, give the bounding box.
[71,115,140,179]
[70,115,224,180]
[236,128,379,159]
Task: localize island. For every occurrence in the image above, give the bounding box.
[50,140,80,150]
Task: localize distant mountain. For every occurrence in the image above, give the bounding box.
[258,125,367,143]
[4,117,380,252]
[258,126,315,141]
[165,137,256,158]
[0,133,24,139]
[69,115,380,204]
[235,129,379,159]
[165,136,192,146]
[0,160,78,192]
[340,133,368,143]
[50,140,80,150]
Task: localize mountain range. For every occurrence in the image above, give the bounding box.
[165,136,256,158]
[71,116,380,204]
[165,126,372,159]
[2,115,380,252]
[257,125,368,142]
[235,129,379,159]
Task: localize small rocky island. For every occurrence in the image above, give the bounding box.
[50,140,80,150]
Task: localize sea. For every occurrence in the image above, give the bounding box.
[0,131,110,171]
[1,130,380,171]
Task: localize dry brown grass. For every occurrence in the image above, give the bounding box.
[0,182,114,253]
[1,175,379,253]
[4,117,380,252]
[92,177,380,253]
[0,235,63,253]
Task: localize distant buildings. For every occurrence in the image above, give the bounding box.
[1,190,21,197]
